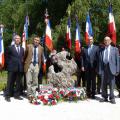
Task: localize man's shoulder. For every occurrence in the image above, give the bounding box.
[111,46,118,51]
[26,44,33,49]
[38,45,44,50]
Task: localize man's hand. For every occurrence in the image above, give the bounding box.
[81,67,85,71]
[115,72,119,76]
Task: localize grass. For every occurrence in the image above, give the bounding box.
[0,71,7,91]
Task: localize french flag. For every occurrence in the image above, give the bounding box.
[45,19,53,51]
[0,25,4,68]
[75,21,81,53]
[22,16,29,50]
[66,17,71,50]
[107,4,116,45]
[85,13,93,45]
[42,52,47,74]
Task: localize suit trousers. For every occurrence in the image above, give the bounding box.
[101,63,115,100]
[5,71,22,97]
[86,68,96,96]
[26,63,39,97]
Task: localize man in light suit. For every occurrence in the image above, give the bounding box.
[5,35,24,102]
[99,36,119,104]
[81,37,99,99]
[24,35,43,102]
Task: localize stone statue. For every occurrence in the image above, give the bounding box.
[47,50,77,88]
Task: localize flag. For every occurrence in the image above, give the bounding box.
[107,4,116,45]
[85,13,93,45]
[66,17,71,49]
[11,32,16,45]
[75,21,81,53]
[0,25,4,68]
[22,15,29,50]
[42,52,47,74]
[45,19,53,51]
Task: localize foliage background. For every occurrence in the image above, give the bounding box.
[0,0,120,50]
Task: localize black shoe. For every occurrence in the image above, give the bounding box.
[118,92,120,98]
[110,99,116,104]
[5,96,11,102]
[91,95,95,99]
[14,96,23,100]
[100,98,108,102]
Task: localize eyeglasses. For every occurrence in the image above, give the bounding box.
[15,38,21,39]
[34,38,40,41]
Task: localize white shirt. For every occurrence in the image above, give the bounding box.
[32,46,38,63]
[103,45,111,62]
[15,44,20,53]
[88,44,93,55]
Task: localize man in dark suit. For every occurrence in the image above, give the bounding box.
[4,35,24,102]
[81,37,99,99]
[99,36,119,104]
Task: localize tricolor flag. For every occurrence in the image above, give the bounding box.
[85,13,93,45]
[42,52,47,74]
[0,25,4,68]
[22,15,29,50]
[45,19,53,51]
[75,21,81,53]
[107,4,116,45]
[66,17,71,50]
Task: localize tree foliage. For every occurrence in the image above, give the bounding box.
[0,0,120,49]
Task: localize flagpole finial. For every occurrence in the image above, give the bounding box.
[45,8,49,24]
[0,24,4,28]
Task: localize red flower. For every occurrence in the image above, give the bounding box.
[48,94,54,99]
[52,100,56,105]
[52,91,57,96]
[59,90,64,95]
[56,95,60,100]
[43,99,48,105]
[73,94,77,97]
[38,95,44,101]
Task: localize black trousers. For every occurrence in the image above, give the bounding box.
[77,70,86,87]
[115,73,120,93]
[97,74,101,93]
[86,68,96,97]
[5,71,22,97]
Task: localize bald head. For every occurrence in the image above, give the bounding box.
[104,36,111,46]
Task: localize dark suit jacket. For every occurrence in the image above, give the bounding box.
[5,45,24,72]
[99,46,119,75]
[81,45,99,70]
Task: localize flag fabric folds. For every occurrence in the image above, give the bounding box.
[75,21,81,53]
[42,52,47,74]
[107,4,116,45]
[22,16,29,50]
[85,13,93,45]
[45,19,53,51]
[0,25,4,68]
[66,17,71,50]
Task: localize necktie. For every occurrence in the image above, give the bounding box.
[33,46,37,66]
[17,46,20,54]
[104,48,108,64]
